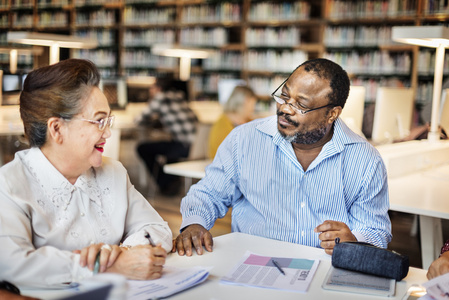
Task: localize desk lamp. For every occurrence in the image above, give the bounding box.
[151,44,211,81]
[392,25,449,143]
[6,31,97,65]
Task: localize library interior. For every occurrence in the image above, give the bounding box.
[2,0,449,299]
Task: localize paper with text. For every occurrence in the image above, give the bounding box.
[127,266,211,300]
[220,251,319,293]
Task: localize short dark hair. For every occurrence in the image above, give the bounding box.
[298,58,350,109]
[20,59,101,147]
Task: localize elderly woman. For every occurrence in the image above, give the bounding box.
[0,59,172,288]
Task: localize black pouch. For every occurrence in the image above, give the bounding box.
[331,238,410,281]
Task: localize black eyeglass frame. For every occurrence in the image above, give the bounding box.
[271,77,335,115]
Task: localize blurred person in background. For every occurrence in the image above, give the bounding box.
[208,85,257,159]
[137,78,198,195]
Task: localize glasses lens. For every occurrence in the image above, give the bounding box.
[108,116,115,128]
[272,95,284,105]
[98,119,106,131]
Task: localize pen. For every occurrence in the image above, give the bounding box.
[271,259,285,276]
[145,233,156,247]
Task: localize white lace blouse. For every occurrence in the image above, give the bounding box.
[0,147,172,288]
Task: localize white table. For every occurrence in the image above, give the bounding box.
[22,232,427,300]
[163,159,211,192]
[388,164,449,270]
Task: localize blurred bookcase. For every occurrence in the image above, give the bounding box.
[1,0,448,106]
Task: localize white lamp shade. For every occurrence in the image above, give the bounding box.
[392,26,449,48]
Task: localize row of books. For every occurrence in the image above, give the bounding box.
[10,0,33,8]
[417,50,449,76]
[246,27,300,47]
[324,51,411,75]
[75,29,115,47]
[123,7,175,25]
[72,49,116,68]
[422,0,449,14]
[12,12,33,28]
[180,27,227,47]
[0,15,7,27]
[201,50,308,73]
[324,26,393,47]
[76,10,115,26]
[178,26,301,47]
[120,51,177,69]
[123,29,175,47]
[0,53,33,64]
[326,0,417,19]
[245,50,308,72]
[37,12,68,27]
[181,3,241,24]
[248,1,311,22]
[37,0,69,8]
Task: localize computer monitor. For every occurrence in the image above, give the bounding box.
[371,87,414,144]
[440,89,449,134]
[340,85,365,136]
[217,78,246,105]
[2,74,21,92]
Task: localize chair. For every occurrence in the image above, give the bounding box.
[340,85,365,137]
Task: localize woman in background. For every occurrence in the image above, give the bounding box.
[208,85,257,158]
[0,59,172,288]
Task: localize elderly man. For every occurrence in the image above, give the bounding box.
[174,58,391,256]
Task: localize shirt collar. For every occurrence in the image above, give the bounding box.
[23,148,103,210]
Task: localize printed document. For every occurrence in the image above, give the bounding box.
[127,266,211,300]
[220,251,319,293]
[422,272,449,300]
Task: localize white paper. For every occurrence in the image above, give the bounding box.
[220,251,319,293]
[126,266,211,300]
[422,272,449,300]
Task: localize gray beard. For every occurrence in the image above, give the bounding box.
[277,110,327,144]
[279,125,327,144]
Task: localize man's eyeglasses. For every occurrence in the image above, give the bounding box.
[271,78,334,115]
[75,115,115,131]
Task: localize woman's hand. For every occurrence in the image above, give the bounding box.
[74,243,123,273]
[105,245,167,280]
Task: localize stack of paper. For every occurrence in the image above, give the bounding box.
[127,266,211,300]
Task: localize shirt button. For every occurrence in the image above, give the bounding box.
[301,202,305,208]
[301,231,305,237]
[80,212,85,217]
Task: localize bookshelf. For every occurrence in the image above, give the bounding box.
[1,0,448,108]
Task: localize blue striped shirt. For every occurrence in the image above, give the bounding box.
[180,116,392,248]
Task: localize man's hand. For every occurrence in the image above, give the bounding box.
[427,251,449,279]
[315,220,357,255]
[173,224,213,256]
